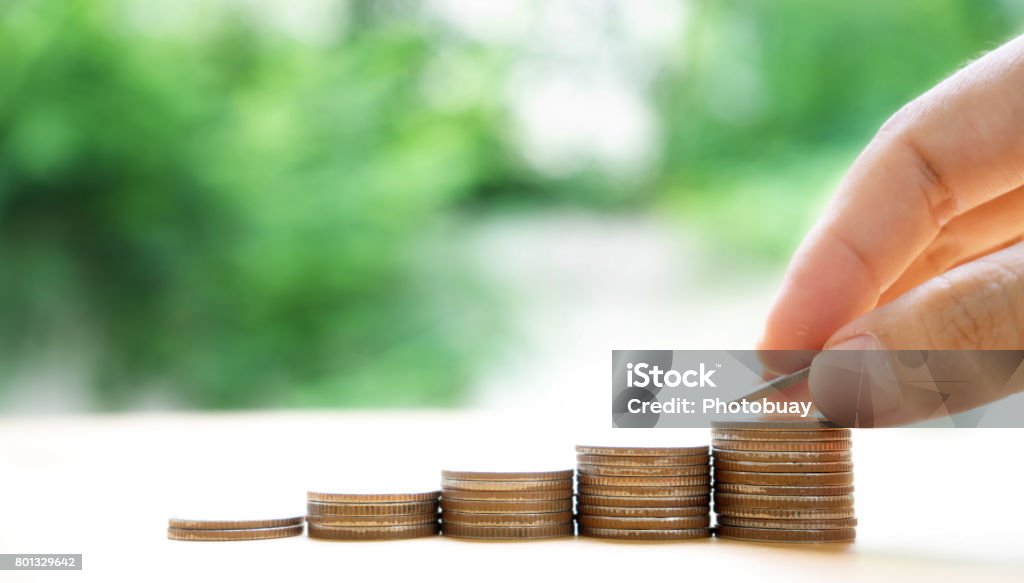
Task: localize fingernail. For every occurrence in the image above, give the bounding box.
[828,334,880,351]
[811,334,903,426]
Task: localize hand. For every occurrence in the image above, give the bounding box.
[759,35,1024,425]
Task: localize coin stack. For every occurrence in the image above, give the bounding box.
[575,445,712,541]
[305,491,440,540]
[440,470,575,540]
[711,421,856,543]
[167,516,304,541]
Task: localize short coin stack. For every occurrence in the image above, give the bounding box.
[305,491,440,540]
[575,445,712,541]
[167,516,304,541]
[440,470,575,540]
[711,421,856,543]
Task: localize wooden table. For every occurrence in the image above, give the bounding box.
[1,412,1021,582]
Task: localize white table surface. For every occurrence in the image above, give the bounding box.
[2,411,1022,582]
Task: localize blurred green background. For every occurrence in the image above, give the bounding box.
[1,0,1020,411]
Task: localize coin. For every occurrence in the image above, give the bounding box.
[713,470,853,486]
[167,525,304,541]
[306,513,438,527]
[713,460,853,473]
[577,494,710,508]
[577,464,710,477]
[441,470,573,481]
[712,439,852,452]
[577,515,710,530]
[713,468,853,488]
[441,478,573,491]
[715,525,856,543]
[168,517,303,530]
[441,523,574,540]
[712,450,851,463]
[711,428,851,441]
[715,515,858,530]
[306,501,439,516]
[440,498,573,514]
[308,522,439,540]
[713,483,855,496]
[307,491,440,503]
[578,504,708,518]
[713,506,856,520]
[575,445,709,456]
[441,488,573,502]
[579,527,711,540]
[578,484,711,498]
[441,511,573,526]
[577,454,710,467]
[713,493,855,509]
[577,474,711,487]
[710,421,842,430]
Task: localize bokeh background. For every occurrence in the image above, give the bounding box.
[2,0,1021,413]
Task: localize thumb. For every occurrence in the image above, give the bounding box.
[809,242,1024,427]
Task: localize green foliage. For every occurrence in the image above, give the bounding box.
[0,0,1019,408]
[0,0,510,407]
[654,0,1017,258]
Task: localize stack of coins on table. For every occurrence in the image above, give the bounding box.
[575,445,712,541]
[305,491,440,540]
[440,470,575,540]
[711,421,856,543]
[167,516,304,541]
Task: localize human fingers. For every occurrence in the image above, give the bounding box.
[809,242,1024,426]
[760,35,1024,358]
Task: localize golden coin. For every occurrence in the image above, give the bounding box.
[712,449,850,463]
[441,478,573,491]
[441,511,573,526]
[715,525,856,543]
[578,504,708,518]
[577,515,710,530]
[306,501,438,516]
[440,498,572,514]
[712,439,852,452]
[578,484,710,498]
[711,428,851,441]
[441,523,574,540]
[713,483,854,496]
[441,488,572,502]
[716,515,858,530]
[306,513,437,527]
[713,493,854,509]
[441,470,573,481]
[579,527,711,541]
[168,517,303,530]
[577,474,711,487]
[713,470,853,486]
[713,460,853,473]
[577,464,710,477]
[167,525,303,541]
[713,506,856,520]
[307,523,439,540]
[307,491,440,504]
[577,454,710,467]
[710,421,843,430]
[575,445,708,457]
[577,494,710,508]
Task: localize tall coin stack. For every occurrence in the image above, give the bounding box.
[711,421,856,543]
[305,491,440,540]
[575,445,712,541]
[440,470,575,540]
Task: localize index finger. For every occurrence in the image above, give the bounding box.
[760,35,1024,355]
